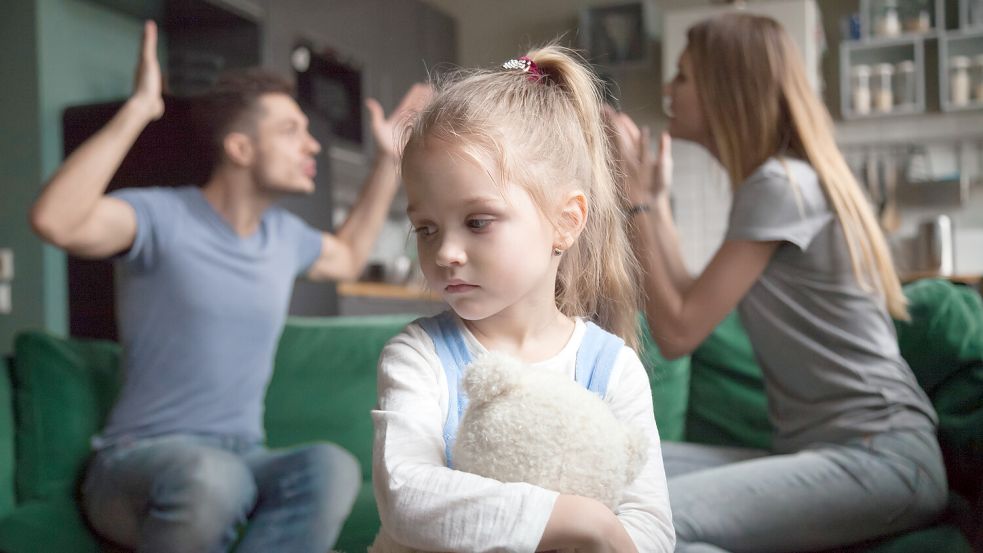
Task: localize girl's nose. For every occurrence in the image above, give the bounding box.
[435,236,466,267]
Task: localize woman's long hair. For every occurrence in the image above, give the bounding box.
[686,13,908,319]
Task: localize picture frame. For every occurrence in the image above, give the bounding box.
[580,3,651,68]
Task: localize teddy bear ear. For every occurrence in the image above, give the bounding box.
[463,351,524,403]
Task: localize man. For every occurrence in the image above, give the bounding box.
[30,21,429,552]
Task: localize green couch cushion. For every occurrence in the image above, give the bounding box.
[265,315,415,483]
[0,498,105,553]
[334,483,381,553]
[12,331,121,502]
[894,280,983,505]
[0,357,15,516]
[637,316,691,442]
[686,311,772,450]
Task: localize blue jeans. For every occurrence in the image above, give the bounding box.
[663,429,948,553]
[81,434,361,553]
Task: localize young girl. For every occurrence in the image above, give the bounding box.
[609,12,947,552]
[371,46,675,552]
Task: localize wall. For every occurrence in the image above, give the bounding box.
[0,1,42,356]
[264,0,456,314]
[0,0,150,354]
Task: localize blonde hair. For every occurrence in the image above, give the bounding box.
[402,45,641,346]
[686,13,908,319]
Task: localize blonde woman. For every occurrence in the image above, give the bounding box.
[609,13,947,552]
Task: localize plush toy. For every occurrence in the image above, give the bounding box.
[368,351,648,553]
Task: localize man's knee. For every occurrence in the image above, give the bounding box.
[299,443,361,509]
[159,447,257,530]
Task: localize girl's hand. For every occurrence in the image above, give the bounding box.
[539,495,638,553]
[130,21,164,122]
[606,108,672,204]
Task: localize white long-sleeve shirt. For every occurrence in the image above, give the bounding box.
[372,317,675,552]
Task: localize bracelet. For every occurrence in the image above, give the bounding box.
[627,203,652,217]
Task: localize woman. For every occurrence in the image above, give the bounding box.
[609,12,947,553]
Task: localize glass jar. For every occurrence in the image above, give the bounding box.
[874,0,901,37]
[900,0,931,33]
[973,54,983,104]
[950,55,971,107]
[851,64,872,115]
[894,60,917,108]
[873,63,894,112]
[971,0,983,27]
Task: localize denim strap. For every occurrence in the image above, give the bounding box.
[417,311,473,468]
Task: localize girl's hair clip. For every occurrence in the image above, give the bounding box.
[502,56,541,82]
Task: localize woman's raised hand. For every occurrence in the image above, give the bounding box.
[606,107,672,205]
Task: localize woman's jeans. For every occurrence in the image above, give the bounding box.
[81,433,361,553]
[664,429,948,553]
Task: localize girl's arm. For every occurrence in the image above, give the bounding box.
[605,348,677,552]
[372,325,560,552]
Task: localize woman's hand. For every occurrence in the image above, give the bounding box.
[606,108,672,205]
[129,20,165,122]
[366,83,433,160]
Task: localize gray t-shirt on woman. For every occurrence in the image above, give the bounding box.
[725,157,936,453]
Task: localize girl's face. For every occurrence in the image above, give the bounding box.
[403,140,561,324]
[665,50,711,149]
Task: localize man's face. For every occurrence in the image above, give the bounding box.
[249,93,321,195]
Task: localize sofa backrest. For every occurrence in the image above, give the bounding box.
[264,315,417,481]
[10,332,121,502]
[0,357,15,516]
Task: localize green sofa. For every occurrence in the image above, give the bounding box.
[0,280,979,552]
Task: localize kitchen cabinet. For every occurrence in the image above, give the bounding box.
[840,0,983,118]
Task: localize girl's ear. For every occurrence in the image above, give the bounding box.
[555,190,588,251]
[223,132,255,167]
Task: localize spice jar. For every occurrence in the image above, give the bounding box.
[873,63,894,112]
[950,55,971,107]
[973,54,983,103]
[851,64,872,115]
[894,60,916,109]
[874,0,902,37]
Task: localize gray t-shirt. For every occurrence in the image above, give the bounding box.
[94,186,323,447]
[726,157,936,453]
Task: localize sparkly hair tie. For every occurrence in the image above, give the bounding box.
[502,56,541,82]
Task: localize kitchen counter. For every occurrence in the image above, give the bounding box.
[337,281,445,317]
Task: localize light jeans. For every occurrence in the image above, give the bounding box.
[663,429,948,553]
[81,433,361,553]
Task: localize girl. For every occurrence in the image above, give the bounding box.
[609,12,947,553]
[371,46,675,552]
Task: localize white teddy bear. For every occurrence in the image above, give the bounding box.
[368,351,648,553]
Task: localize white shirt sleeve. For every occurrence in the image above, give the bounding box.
[606,347,677,552]
[371,324,560,552]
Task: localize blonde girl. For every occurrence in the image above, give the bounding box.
[610,12,946,553]
[371,46,675,552]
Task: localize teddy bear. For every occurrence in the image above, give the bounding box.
[368,351,648,553]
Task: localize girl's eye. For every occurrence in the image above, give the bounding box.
[467,218,492,231]
[413,224,436,237]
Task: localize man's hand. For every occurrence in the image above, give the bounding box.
[130,20,165,122]
[366,83,433,160]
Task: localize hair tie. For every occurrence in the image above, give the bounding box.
[502,56,542,82]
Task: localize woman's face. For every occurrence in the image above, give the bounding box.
[665,49,711,149]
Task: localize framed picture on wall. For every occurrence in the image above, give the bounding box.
[580,3,650,68]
